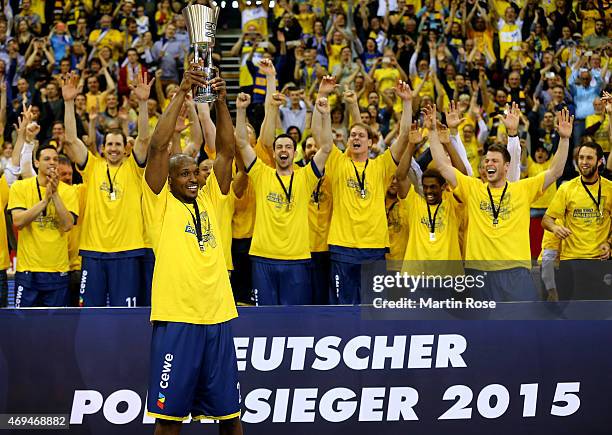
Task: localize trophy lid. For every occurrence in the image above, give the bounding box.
[182,3,220,45]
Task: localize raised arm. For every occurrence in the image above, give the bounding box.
[311,97,333,173]
[130,70,155,164]
[196,102,216,156]
[342,88,362,126]
[432,104,458,187]
[0,82,6,135]
[61,72,88,166]
[145,70,207,193]
[259,58,280,154]
[211,78,234,195]
[542,108,572,190]
[100,59,116,93]
[390,80,414,161]
[395,125,418,199]
[235,93,257,168]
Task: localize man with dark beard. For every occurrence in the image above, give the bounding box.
[543,142,612,300]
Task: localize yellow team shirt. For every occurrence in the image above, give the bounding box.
[296,12,315,34]
[328,44,345,74]
[248,159,321,260]
[403,189,462,261]
[68,184,87,271]
[545,176,612,260]
[498,21,522,60]
[86,90,111,114]
[8,178,79,272]
[452,169,545,270]
[78,152,145,253]
[142,172,237,324]
[327,147,397,249]
[232,178,256,239]
[215,179,235,271]
[412,74,435,100]
[88,28,123,60]
[308,175,333,253]
[581,9,601,38]
[462,135,482,176]
[526,157,556,209]
[585,113,610,153]
[385,198,410,270]
[373,67,401,94]
[0,176,10,270]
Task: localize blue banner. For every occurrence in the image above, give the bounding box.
[1,304,611,434]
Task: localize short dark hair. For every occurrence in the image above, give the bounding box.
[126,17,137,26]
[104,129,127,147]
[58,153,72,166]
[34,143,58,161]
[578,142,604,161]
[273,133,296,149]
[421,168,446,186]
[286,125,302,142]
[126,47,138,56]
[487,144,512,163]
[287,86,300,93]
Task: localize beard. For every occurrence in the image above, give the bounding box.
[579,164,598,178]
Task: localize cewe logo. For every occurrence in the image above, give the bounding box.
[159,353,174,389]
[157,392,166,410]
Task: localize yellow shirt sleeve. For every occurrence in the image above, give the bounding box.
[545,183,567,220]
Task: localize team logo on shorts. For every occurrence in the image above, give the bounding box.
[157,392,166,409]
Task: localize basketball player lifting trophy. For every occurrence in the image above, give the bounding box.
[182,2,220,102]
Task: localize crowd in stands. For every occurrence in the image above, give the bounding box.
[0,0,610,309]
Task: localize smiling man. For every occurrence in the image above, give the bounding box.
[62,70,153,306]
[542,142,612,300]
[322,79,413,304]
[8,144,78,307]
[235,86,333,306]
[430,102,573,301]
[142,71,242,435]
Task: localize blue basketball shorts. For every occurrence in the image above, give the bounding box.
[146,321,241,421]
[15,271,69,307]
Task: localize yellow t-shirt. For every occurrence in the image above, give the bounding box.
[232,177,256,239]
[248,159,321,260]
[462,135,482,176]
[385,198,410,269]
[403,189,462,261]
[411,74,435,100]
[142,172,237,324]
[0,176,10,270]
[308,175,333,253]
[8,178,79,273]
[328,44,345,74]
[545,176,612,260]
[68,184,87,271]
[452,169,545,270]
[327,147,397,249]
[88,28,124,60]
[581,9,601,38]
[296,12,315,34]
[498,21,521,60]
[78,152,146,253]
[86,90,111,114]
[585,113,610,153]
[526,157,556,209]
[214,177,235,271]
[373,67,401,94]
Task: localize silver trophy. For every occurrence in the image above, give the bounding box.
[182,3,220,103]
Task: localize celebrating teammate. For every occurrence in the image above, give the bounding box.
[430,103,573,301]
[62,70,154,307]
[235,86,332,305]
[542,141,612,299]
